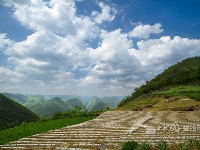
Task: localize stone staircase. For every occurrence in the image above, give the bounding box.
[0,111,200,150]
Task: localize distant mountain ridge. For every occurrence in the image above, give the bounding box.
[87,96,109,112]
[29,97,71,118]
[3,93,27,104]
[0,93,39,130]
[3,93,124,118]
[66,98,87,111]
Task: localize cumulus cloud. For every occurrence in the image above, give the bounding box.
[1,0,200,96]
[91,2,117,24]
[3,0,98,38]
[129,36,200,68]
[128,23,163,39]
[0,33,14,51]
[83,30,200,94]
[84,29,141,90]
[5,31,91,83]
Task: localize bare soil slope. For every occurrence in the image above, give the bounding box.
[1,110,200,149]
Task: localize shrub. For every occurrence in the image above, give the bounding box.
[122,140,139,150]
[157,140,168,150]
[177,143,190,150]
[136,142,151,150]
[195,140,200,150]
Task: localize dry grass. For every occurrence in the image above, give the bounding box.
[117,95,200,111]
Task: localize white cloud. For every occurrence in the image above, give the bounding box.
[86,29,141,90]
[13,0,75,34]
[1,0,200,96]
[129,36,200,68]
[84,30,200,94]
[5,31,92,83]
[0,33,14,51]
[1,0,101,94]
[91,2,117,24]
[0,67,23,84]
[4,0,98,38]
[128,23,163,39]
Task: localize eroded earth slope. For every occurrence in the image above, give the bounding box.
[0,110,200,149]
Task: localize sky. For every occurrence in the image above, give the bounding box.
[0,0,200,96]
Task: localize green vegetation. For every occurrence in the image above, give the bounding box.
[87,96,110,112]
[24,95,45,107]
[118,56,200,107]
[157,140,167,150]
[0,94,39,130]
[121,140,200,150]
[154,86,200,101]
[2,93,45,108]
[139,142,151,150]
[121,141,151,150]
[0,116,95,145]
[29,97,71,118]
[51,106,104,120]
[121,140,138,150]
[117,98,158,110]
[3,93,27,104]
[66,98,87,111]
[117,94,200,111]
[102,96,122,108]
[3,93,123,116]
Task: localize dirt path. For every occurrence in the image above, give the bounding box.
[1,111,200,150]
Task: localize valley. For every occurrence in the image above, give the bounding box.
[3,93,124,118]
[0,56,200,149]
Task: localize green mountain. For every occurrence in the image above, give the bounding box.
[87,96,109,112]
[118,56,200,107]
[3,93,28,104]
[3,93,46,108]
[66,98,87,111]
[102,96,121,108]
[24,95,45,108]
[0,93,39,130]
[29,97,71,118]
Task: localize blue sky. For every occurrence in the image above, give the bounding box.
[0,0,200,96]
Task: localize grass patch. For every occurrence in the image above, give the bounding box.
[122,140,200,150]
[151,97,199,111]
[121,140,138,150]
[154,86,200,101]
[157,140,168,150]
[0,116,95,145]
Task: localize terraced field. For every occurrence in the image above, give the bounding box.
[0,110,200,150]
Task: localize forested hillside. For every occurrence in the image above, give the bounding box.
[102,96,121,108]
[66,98,87,111]
[118,56,200,107]
[87,97,109,112]
[29,97,71,118]
[3,93,45,108]
[24,95,45,108]
[0,94,39,130]
[3,93,27,104]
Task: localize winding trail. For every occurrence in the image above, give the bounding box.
[0,111,200,150]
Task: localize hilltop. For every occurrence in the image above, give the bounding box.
[0,94,39,130]
[4,93,124,117]
[118,56,200,110]
[66,98,87,111]
[29,97,71,118]
[87,96,109,112]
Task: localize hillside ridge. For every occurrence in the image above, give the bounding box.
[118,56,200,107]
[0,94,39,130]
